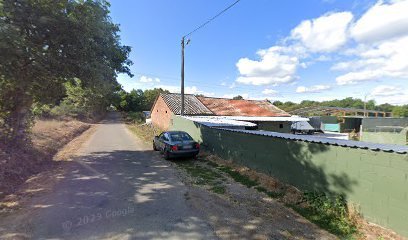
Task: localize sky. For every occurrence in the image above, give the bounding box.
[109,0,408,105]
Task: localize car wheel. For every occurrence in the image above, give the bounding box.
[164,151,171,160]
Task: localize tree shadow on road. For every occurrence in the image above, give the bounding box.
[0,144,346,240]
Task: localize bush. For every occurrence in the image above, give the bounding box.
[32,103,52,118]
[292,192,357,237]
[50,102,87,118]
[126,112,145,123]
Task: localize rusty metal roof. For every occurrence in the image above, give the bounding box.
[197,97,290,117]
[160,93,213,115]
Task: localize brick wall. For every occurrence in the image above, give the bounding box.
[151,96,173,130]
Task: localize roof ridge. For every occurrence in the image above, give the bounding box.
[160,93,213,115]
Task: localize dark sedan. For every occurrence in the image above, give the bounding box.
[153,131,200,159]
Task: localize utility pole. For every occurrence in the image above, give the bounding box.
[179,0,240,116]
[181,37,185,116]
[363,93,368,117]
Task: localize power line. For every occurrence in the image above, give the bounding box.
[132,71,300,94]
[184,0,241,38]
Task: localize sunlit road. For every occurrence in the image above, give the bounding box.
[2,113,216,240]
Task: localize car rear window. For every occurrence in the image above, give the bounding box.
[169,132,193,141]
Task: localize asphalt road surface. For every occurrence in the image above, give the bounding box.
[2,113,217,239]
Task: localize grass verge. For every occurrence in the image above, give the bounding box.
[174,159,227,195]
[203,154,358,238]
[127,124,160,144]
[287,192,357,238]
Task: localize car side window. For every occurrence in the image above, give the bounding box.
[162,133,169,141]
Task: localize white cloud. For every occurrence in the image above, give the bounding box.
[350,0,408,43]
[296,85,331,93]
[370,85,408,105]
[373,94,408,105]
[235,12,353,87]
[335,35,408,84]
[139,75,160,83]
[262,89,278,95]
[156,85,214,96]
[235,0,408,91]
[370,85,404,97]
[291,12,353,52]
[236,46,299,86]
[333,1,408,85]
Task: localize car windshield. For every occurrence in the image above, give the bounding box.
[169,132,193,141]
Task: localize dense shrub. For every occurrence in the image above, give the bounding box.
[126,112,145,123]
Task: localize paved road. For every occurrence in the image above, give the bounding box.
[5,113,217,239]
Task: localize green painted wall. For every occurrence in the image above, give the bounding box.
[362,131,407,145]
[171,115,408,237]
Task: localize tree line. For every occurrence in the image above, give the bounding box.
[272,98,408,117]
[113,88,169,112]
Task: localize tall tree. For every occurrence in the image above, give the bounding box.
[392,105,408,117]
[143,88,169,110]
[0,0,132,145]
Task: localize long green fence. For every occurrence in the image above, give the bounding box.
[170,115,408,237]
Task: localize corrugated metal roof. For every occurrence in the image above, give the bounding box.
[217,128,408,154]
[211,116,309,122]
[197,96,290,117]
[161,93,213,115]
[183,116,256,127]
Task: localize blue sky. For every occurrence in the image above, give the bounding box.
[110,0,408,105]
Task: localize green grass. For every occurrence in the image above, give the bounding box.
[210,185,226,194]
[217,165,258,188]
[255,186,284,198]
[127,124,159,143]
[287,192,357,238]
[174,160,227,194]
[205,160,358,238]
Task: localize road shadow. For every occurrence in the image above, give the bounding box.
[0,145,342,240]
[0,149,216,239]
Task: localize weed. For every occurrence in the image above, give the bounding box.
[210,185,226,194]
[174,160,227,195]
[205,159,358,238]
[127,124,159,143]
[266,191,285,198]
[255,186,284,198]
[124,112,145,124]
[289,192,357,238]
[206,160,219,168]
[217,166,258,188]
[255,186,267,193]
